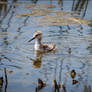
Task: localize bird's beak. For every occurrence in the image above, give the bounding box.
[28,37,35,42]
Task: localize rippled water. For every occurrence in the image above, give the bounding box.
[0,0,92,92]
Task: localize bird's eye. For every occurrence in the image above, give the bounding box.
[36,34,38,36]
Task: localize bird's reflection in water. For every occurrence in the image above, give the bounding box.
[29,51,43,69]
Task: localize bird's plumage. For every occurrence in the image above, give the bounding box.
[28,31,56,53]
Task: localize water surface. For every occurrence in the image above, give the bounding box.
[0,0,92,92]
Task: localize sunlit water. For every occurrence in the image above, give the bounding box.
[0,0,92,92]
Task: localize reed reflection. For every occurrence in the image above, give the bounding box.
[31,0,38,4]
[86,29,92,55]
[0,0,8,46]
[87,43,92,55]
[0,0,7,17]
[58,0,63,10]
[72,0,89,18]
[0,68,8,92]
[0,76,3,92]
[35,78,46,92]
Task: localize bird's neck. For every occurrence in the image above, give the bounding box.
[35,38,42,45]
[34,38,42,51]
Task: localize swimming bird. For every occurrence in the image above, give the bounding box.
[28,31,56,53]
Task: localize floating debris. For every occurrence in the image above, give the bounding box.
[68,48,71,54]
[8,70,13,74]
[26,73,29,75]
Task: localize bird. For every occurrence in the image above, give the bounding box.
[28,30,56,53]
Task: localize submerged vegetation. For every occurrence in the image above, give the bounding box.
[17,3,92,27]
